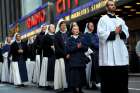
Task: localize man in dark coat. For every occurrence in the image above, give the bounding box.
[9,33,28,86]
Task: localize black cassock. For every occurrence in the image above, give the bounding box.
[67,36,88,88]
[10,41,28,82]
[42,33,55,81]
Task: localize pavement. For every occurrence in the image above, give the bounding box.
[0,75,140,93]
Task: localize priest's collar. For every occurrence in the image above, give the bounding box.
[107,12,116,18]
[87,31,92,34]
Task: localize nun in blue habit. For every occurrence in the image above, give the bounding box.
[83,22,99,89]
[67,25,88,93]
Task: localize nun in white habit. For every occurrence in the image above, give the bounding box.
[9,33,18,84]
[54,19,68,90]
[39,25,49,87]
[0,43,3,82]
[9,33,28,86]
[33,24,47,84]
[1,36,12,83]
[26,37,36,83]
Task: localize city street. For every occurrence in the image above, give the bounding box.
[0,76,140,93]
[0,0,140,93]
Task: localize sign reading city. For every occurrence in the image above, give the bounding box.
[56,0,79,15]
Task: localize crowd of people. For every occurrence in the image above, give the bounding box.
[0,20,99,93]
[0,1,129,93]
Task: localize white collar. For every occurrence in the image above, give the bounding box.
[72,35,79,39]
[60,30,67,34]
[87,31,92,34]
[16,40,21,43]
[108,12,115,16]
[48,32,55,35]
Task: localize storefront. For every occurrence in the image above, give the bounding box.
[9,2,54,39]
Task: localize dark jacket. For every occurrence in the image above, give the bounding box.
[83,32,99,50]
[33,32,45,55]
[9,41,28,61]
[0,48,3,62]
[55,31,70,59]
[67,36,88,68]
[27,43,36,61]
[42,34,55,57]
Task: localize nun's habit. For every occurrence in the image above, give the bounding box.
[33,25,46,84]
[9,40,28,85]
[54,19,68,90]
[39,25,55,87]
[9,34,18,84]
[1,39,11,83]
[67,35,87,88]
[83,23,99,87]
[0,47,3,82]
[26,38,36,83]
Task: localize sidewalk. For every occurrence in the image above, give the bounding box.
[129,73,140,77]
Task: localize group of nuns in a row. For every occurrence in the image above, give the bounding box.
[0,19,99,93]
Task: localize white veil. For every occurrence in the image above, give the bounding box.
[84,23,89,33]
[55,18,65,33]
[11,32,18,43]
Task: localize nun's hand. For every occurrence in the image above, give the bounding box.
[77,43,82,48]
[66,54,70,59]
[51,45,55,49]
[18,49,23,53]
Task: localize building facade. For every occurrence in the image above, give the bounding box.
[0,0,21,42]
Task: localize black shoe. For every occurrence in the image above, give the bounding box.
[38,86,44,88]
[45,86,53,90]
[91,84,98,90]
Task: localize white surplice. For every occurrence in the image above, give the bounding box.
[97,15,129,66]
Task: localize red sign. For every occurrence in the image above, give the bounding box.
[26,9,46,29]
[56,0,79,15]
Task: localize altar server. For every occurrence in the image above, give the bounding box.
[97,1,129,93]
